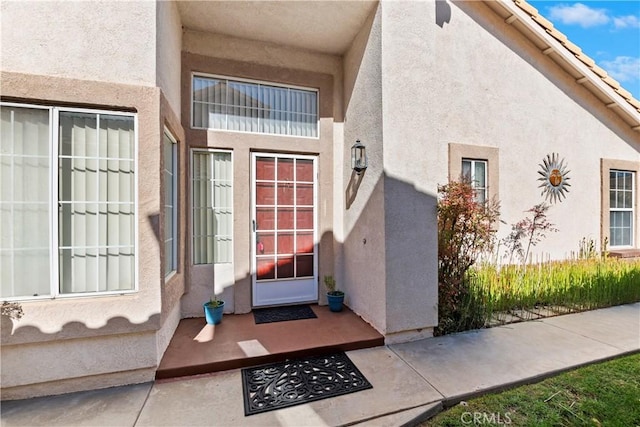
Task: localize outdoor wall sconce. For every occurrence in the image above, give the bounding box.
[351,140,368,175]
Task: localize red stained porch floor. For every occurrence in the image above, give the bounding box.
[156,305,384,380]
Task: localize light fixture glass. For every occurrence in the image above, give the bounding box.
[351,140,367,174]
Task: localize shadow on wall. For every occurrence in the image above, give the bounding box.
[436,0,452,28]
[1,312,161,345]
[346,170,366,209]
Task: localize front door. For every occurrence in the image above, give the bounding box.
[252,153,318,307]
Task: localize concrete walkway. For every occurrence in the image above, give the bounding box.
[2,303,638,427]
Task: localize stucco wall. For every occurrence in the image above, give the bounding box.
[342,5,388,335]
[380,2,439,336]
[460,1,638,257]
[157,0,183,117]
[0,72,163,398]
[0,1,156,87]
[381,0,639,263]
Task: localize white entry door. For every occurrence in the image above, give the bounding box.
[252,153,318,307]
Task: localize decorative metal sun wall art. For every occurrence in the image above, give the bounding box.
[538,153,571,203]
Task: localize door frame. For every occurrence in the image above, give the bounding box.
[251,152,319,307]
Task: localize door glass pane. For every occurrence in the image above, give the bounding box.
[296,159,314,182]
[297,207,314,229]
[256,182,275,205]
[256,232,275,255]
[257,258,275,280]
[277,183,294,205]
[277,232,294,255]
[256,207,275,230]
[296,183,314,205]
[277,207,294,230]
[296,232,314,254]
[296,255,314,278]
[256,157,275,180]
[277,256,294,279]
[277,158,294,181]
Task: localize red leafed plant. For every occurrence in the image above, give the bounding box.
[436,178,500,335]
[502,203,558,265]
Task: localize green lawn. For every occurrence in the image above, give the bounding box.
[422,353,640,426]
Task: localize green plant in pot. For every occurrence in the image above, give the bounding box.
[203,294,225,325]
[324,275,345,312]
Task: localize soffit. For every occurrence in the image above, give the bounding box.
[485,0,640,131]
[176,0,377,56]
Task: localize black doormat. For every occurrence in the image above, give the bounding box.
[241,352,373,416]
[253,304,317,324]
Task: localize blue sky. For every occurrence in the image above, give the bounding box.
[528,1,640,100]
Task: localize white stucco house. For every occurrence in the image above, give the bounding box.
[1,0,638,399]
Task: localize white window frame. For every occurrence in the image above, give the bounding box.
[0,101,138,301]
[190,148,234,265]
[462,158,488,203]
[164,128,178,279]
[190,72,320,139]
[609,169,635,248]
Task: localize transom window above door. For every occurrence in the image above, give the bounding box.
[191,74,318,138]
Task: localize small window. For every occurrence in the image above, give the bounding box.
[192,75,318,138]
[163,130,178,277]
[192,150,233,264]
[462,159,488,203]
[609,170,634,247]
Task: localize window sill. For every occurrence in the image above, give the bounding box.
[608,249,640,259]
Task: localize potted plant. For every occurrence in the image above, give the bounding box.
[203,295,225,325]
[324,275,345,312]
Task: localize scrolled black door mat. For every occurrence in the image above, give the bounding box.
[253,304,317,324]
[241,352,373,415]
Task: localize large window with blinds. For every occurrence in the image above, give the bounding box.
[191,150,233,264]
[191,74,318,138]
[0,103,137,299]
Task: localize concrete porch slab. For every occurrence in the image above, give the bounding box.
[136,346,443,426]
[156,305,384,380]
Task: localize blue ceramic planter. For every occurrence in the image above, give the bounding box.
[327,292,345,312]
[203,301,225,325]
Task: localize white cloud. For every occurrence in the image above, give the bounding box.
[600,56,640,82]
[548,3,610,28]
[613,15,640,29]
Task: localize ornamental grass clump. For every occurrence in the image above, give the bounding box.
[468,257,640,323]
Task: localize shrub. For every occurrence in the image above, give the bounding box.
[502,203,557,264]
[1,301,23,320]
[436,178,500,335]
